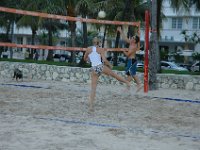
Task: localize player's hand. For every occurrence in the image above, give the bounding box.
[117,26,122,33]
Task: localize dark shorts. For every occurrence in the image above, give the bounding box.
[125,58,137,76]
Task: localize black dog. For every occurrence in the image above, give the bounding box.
[13,68,23,81]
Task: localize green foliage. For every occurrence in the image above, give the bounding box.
[112,66,125,71]
[173,53,184,63]
[160,49,168,61]
[161,69,200,75]
[192,52,200,61]
[0,58,91,67]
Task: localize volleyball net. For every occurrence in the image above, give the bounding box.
[0,6,140,53]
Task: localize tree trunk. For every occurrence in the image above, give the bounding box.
[149,0,159,90]
[114,32,120,66]
[5,21,11,53]
[46,19,53,61]
[114,0,132,66]
[102,25,108,48]
[69,21,76,64]
[9,20,14,59]
[78,15,88,67]
[29,29,36,59]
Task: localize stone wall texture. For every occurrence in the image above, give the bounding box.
[0,62,200,91]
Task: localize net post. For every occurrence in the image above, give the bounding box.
[144,10,150,93]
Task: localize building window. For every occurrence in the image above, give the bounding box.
[172,18,182,29]
[172,18,176,29]
[17,37,23,44]
[193,17,200,29]
[199,18,200,29]
[27,38,32,45]
[177,18,182,29]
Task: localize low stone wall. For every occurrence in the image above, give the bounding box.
[0,61,200,91]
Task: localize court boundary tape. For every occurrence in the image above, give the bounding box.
[1,83,200,104]
[0,113,200,141]
[153,96,200,104]
[34,116,200,141]
[1,84,200,104]
[0,83,50,89]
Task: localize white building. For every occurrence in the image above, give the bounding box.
[138,0,200,63]
[157,0,200,54]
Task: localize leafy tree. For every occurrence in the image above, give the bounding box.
[37,0,66,61]
[180,30,191,49]
[191,32,200,44]
[16,0,41,59]
[37,31,49,60]
[75,0,96,66]
[63,0,79,64]
[174,53,184,63]
[93,0,144,66]
[148,0,159,90]
[192,52,200,61]
[0,0,21,58]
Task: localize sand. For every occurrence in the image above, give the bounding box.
[0,78,200,150]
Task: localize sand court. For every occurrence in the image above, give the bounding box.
[0,79,200,150]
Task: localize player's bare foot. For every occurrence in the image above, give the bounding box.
[127,82,131,90]
[89,103,94,112]
[89,105,94,112]
[136,84,143,92]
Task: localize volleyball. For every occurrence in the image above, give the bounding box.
[98,11,106,18]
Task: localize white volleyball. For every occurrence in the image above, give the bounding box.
[98,11,106,18]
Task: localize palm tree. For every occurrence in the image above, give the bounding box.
[66,0,144,66]
[92,0,143,66]
[180,29,191,49]
[114,0,133,66]
[0,0,21,58]
[16,0,41,59]
[75,0,96,66]
[4,0,66,60]
[170,0,200,12]
[192,0,200,10]
[38,0,66,61]
[63,0,79,64]
[37,31,48,60]
[0,0,9,57]
[148,0,159,90]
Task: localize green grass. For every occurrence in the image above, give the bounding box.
[1,58,200,75]
[1,58,69,66]
[112,66,125,71]
[112,66,144,72]
[0,58,90,68]
[160,70,200,75]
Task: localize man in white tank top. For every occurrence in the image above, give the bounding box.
[84,37,130,112]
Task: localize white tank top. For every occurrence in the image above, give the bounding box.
[88,46,102,67]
